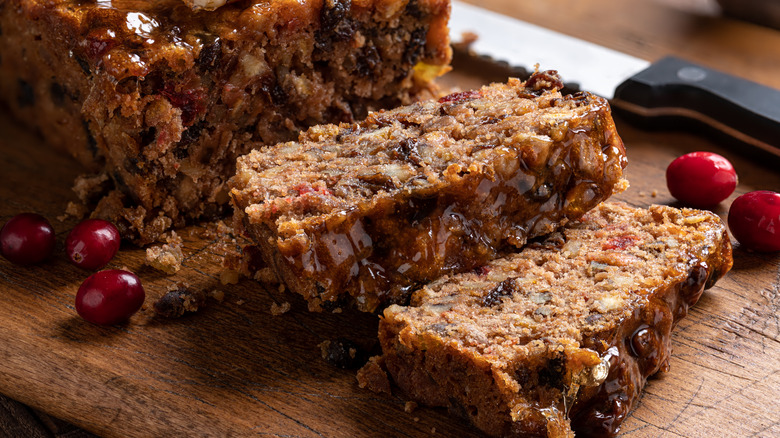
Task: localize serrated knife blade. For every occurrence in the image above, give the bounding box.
[450,0,780,159]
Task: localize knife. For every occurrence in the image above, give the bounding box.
[449,0,780,160]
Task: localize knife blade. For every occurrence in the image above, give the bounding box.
[449,0,780,160]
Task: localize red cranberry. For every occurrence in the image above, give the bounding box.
[75,270,145,325]
[666,152,737,207]
[728,190,780,252]
[0,213,55,265]
[66,219,121,270]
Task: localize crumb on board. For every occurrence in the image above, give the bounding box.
[209,289,225,303]
[270,301,291,316]
[145,231,184,274]
[220,270,240,285]
[153,282,206,318]
[404,401,418,413]
[235,299,245,306]
[652,189,658,197]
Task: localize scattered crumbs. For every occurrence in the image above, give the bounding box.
[154,282,207,318]
[413,417,420,422]
[319,338,366,369]
[651,189,658,197]
[145,231,184,274]
[236,299,245,306]
[431,427,436,434]
[332,307,343,314]
[638,191,647,197]
[253,267,277,283]
[404,401,418,413]
[277,284,286,293]
[270,301,291,316]
[220,269,240,285]
[209,289,225,303]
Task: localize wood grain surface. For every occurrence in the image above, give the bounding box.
[1,0,779,437]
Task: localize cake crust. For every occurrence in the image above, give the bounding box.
[231,73,628,312]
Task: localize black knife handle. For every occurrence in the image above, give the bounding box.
[611,56,780,160]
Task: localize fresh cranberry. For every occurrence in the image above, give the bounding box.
[666,152,737,207]
[75,270,145,325]
[66,219,121,270]
[0,213,55,265]
[728,190,780,252]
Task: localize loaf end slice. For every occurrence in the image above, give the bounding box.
[358,202,732,437]
[231,72,628,312]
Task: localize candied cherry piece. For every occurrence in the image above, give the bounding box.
[728,190,780,252]
[75,270,145,325]
[0,213,55,265]
[666,151,737,207]
[66,219,121,270]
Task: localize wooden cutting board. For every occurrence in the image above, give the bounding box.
[1,1,779,436]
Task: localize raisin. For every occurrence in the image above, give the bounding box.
[402,27,427,66]
[17,79,34,107]
[538,355,565,388]
[438,90,481,104]
[197,35,221,69]
[320,338,366,369]
[405,0,423,19]
[355,45,380,77]
[139,127,156,146]
[320,0,353,39]
[482,278,517,307]
[390,138,423,165]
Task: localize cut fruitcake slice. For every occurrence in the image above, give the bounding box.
[358,202,733,437]
[230,72,628,312]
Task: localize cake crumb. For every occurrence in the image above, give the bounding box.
[413,417,419,422]
[236,299,245,306]
[209,289,225,303]
[431,427,436,434]
[145,231,184,274]
[651,189,658,197]
[270,301,291,316]
[220,270,240,285]
[153,282,206,318]
[277,284,286,293]
[404,401,418,413]
[253,267,277,283]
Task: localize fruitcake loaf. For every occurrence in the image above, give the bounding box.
[0,0,451,243]
[357,202,733,437]
[230,73,628,312]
